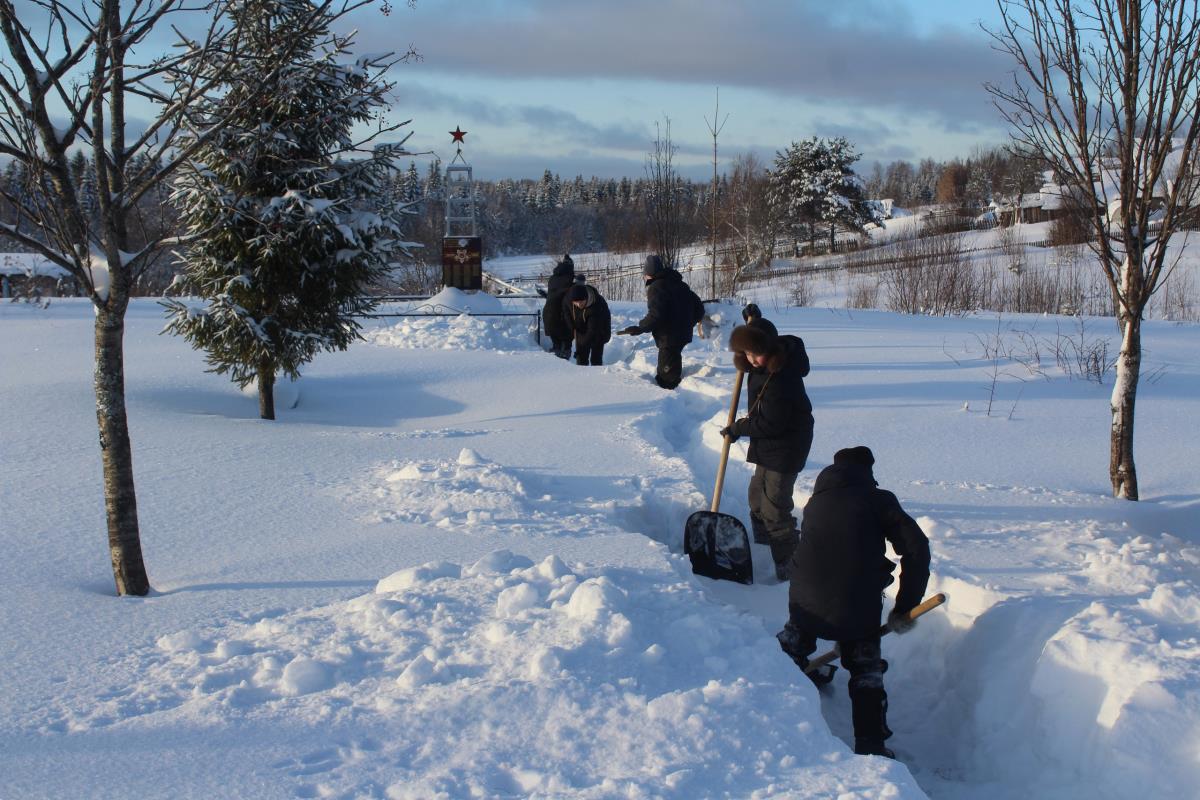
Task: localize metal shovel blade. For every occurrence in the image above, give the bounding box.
[684,510,753,585]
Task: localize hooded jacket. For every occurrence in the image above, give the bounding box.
[636,269,705,348]
[731,335,814,473]
[543,260,575,339]
[787,462,931,641]
[565,286,612,347]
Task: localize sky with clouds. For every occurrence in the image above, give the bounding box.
[343,0,1015,180]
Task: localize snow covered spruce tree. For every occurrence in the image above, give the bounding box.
[988,0,1200,500]
[769,137,882,253]
[164,0,414,420]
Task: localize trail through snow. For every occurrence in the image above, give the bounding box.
[2,298,1198,799]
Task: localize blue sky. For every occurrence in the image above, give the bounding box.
[344,0,1013,180]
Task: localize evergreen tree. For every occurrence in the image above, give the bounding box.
[915,158,941,204]
[769,136,882,251]
[163,0,412,420]
[424,158,443,200]
[964,162,993,211]
[402,162,422,203]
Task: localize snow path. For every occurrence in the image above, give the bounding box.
[2,299,1198,798]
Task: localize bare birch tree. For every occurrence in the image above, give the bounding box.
[644,116,684,271]
[0,0,396,594]
[724,152,779,281]
[987,0,1200,499]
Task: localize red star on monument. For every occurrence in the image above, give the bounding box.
[449,126,467,143]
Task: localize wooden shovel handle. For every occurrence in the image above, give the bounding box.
[711,369,745,513]
[803,593,947,675]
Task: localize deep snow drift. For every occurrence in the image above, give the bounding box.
[2,293,1198,799]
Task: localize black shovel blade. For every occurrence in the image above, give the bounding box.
[684,511,753,585]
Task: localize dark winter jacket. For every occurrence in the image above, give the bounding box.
[634,269,705,348]
[787,462,931,641]
[543,260,575,339]
[748,316,778,338]
[565,286,612,348]
[731,335,814,473]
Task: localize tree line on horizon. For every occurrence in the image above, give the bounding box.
[0,141,1049,292]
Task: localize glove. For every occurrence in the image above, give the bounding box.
[619,325,641,336]
[719,425,739,442]
[887,609,917,634]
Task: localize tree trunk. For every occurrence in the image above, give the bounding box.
[1109,304,1141,500]
[258,359,276,420]
[94,304,150,596]
[829,222,835,252]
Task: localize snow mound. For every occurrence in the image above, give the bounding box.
[280,657,334,696]
[365,312,540,352]
[37,553,922,798]
[375,561,462,593]
[465,549,536,576]
[365,456,529,530]
[425,287,505,314]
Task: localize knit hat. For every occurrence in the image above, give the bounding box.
[568,285,588,302]
[742,303,762,322]
[728,323,774,355]
[833,446,875,468]
[643,254,664,277]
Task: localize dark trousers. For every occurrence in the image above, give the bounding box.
[574,343,604,366]
[748,464,799,570]
[778,622,891,746]
[550,336,571,359]
[655,343,684,389]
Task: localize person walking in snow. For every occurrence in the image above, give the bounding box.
[618,254,705,389]
[565,283,612,366]
[776,445,931,760]
[741,302,778,338]
[543,254,575,359]
[721,322,814,580]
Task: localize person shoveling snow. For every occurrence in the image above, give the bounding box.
[775,446,932,759]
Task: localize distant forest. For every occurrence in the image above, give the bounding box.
[0,145,1042,293]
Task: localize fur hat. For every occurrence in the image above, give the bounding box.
[833,446,875,468]
[742,303,762,322]
[643,254,664,276]
[568,285,588,302]
[728,323,774,355]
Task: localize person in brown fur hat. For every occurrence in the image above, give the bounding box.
[721,323,814,580]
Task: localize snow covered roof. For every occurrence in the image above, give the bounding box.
[0,253,70,278]
[992,182,1067,212]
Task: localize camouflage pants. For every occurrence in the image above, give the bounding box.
[777,623,892,743]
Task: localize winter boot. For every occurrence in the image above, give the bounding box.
[768,534,797,581]
[749,513,770,546]
[853,738,895,759]
[849,684,894,757]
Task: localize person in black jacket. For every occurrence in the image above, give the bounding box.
[742,302,778,337]
[619,254,705,389]
[721,322,814,579]
[543,255,575,359]
[777,445,931,760]
[565,283,611,365]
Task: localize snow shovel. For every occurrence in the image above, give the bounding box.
[684,369,754,585]
[803,593,948,677]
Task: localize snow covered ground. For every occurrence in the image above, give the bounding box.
[2,290,1198,799]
